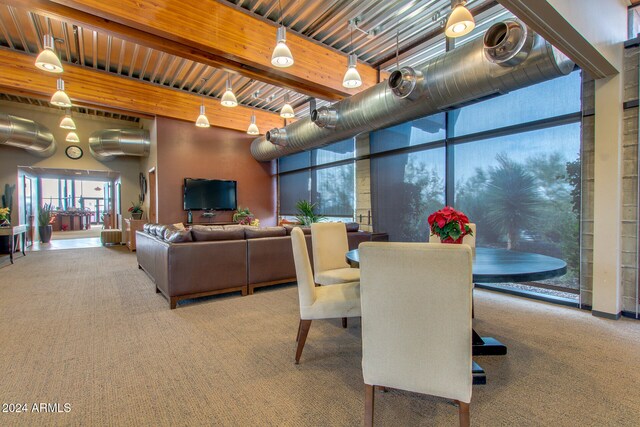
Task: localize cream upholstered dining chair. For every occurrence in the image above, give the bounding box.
[359,242,473,427]
[290,227,361,364]
[429,223,476,247]
[311,222,360,285]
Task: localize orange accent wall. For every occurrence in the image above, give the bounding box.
[156,117,276,225]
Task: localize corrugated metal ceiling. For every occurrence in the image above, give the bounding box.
[0,0,507,119]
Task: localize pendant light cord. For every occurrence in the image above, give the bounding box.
[350,24,354,55]
[278,0,283,25]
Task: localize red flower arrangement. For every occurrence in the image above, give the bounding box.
[427,206,473,244]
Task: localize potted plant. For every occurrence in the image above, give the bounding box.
[128,201,144,220]
[295,200,325,226]
[233,207,258,226]
[427,206,473,244]
[38,203,54,243]
[0,207,9,227]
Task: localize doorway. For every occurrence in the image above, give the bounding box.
[20,167,120,251]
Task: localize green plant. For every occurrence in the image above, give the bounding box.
[2,183,15,223]
[233,206,254,224]
[38,203,54,227]
[295,200,325,226]
[128,201,143,214]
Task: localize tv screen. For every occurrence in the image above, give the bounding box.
[183,178,237,211]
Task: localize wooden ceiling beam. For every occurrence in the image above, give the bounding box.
[7,0,378,101]
[0,48,284,133]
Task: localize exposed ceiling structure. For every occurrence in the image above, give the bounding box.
[0,94,140,122]
[0,0,510,130]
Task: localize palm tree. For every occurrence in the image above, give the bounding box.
[485,154,539,249]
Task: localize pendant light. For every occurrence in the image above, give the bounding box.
[280,93,295,119]
[343,26,362,88]
[65,131,79,143]
[195,100,210,128]
[195,79,210,128]
[271,0,294,67]
[50,78,72,108]
[221,75,238,107]
[445,1,475,38]
[59,109,76,130]
[35,34,63,73]
[247,114,260,135]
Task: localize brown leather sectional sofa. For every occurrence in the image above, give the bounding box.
[136,223,386,309]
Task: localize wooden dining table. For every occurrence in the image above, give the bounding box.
[346,246,568,383]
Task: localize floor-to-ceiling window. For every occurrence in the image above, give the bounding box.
[371,70,582,296]
[279,138,356,221]
[41,177,112,225]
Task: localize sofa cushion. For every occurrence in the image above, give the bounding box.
[245,226,286,239]
[164,228,193,243]
[191,225,244,241]
[143,223,152,233]
[345,222,360,232]
[156,225,169,238]
[284,224,311,235]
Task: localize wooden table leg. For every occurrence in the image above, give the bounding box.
[21,232,25,256]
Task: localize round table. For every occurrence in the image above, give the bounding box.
[345,245,568,374]
[346,247,567,283]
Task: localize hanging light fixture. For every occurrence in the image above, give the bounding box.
[343,25,362,88]
[50,78,72,108]
[445,1,475,38]
[195,99,210,128]
[247,113,260,135]
[59,109,76,129]
[195,79,210,128]
[35,34,63,73]
[221,75,238,107]
[271,0,294,67]
[280,93,295,119]
[65,131,79,143]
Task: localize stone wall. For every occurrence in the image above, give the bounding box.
[355,133,372,232]
[581,75,595,308]
[621,45,640,314]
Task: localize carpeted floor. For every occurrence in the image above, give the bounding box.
[0,247,638,426]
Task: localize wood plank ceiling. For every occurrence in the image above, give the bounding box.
[0,0,503,133]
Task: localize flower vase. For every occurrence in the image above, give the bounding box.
[441,236,464,244]
[131,212,143,220]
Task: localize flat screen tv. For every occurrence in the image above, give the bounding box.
[183,178,237,211]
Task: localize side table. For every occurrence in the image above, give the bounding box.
[125,219,146,251]
[0,224,27,264]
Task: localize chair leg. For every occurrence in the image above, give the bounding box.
[458,401,470,427]
[364,384,375,427]
[342,317,348,328]
[296,319,302,342]
[295,319,312,364]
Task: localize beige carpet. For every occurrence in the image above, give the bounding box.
[0,247,638,426]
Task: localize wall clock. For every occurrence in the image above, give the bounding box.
[65,145,83,160]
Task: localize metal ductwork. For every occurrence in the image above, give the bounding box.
[0,113,56,157]
[251,19,574,162]
[89,129,150,161]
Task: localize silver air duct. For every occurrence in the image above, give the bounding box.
[310,106,339,129]
[0,113,56,157]
[250,19,574,162]
[89,129,150,161]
